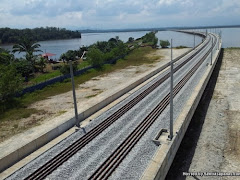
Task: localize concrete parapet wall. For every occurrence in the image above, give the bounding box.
[141,44,222,180]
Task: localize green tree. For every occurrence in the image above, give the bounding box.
[87,48,104,67]
[112,42,127,56]
[108,37,118,44]
[35,57,47,73]
[142,32,155,43]
[15,59,33,81]
[0,64,22,110]
[59,61,78,75]
[142,32,158,48]
[95,41,109,53]
[103,51,114,61]
[12,37,42,67]
[60,50,78,62]
[128,37,134,43]
[160,40,170,48]
[0,27,81,44]
[0,48,14,65]
[60,53,67,62]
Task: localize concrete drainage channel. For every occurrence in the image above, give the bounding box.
[0,49,188,174]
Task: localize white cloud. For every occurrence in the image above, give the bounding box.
[158,0,176,6]
[65,12,83,20]
[212,0,240,15]
[0,0,239,29]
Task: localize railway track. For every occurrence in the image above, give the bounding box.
[89,34,217,180]
[23,32,215,180]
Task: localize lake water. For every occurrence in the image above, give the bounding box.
[1,28,240,59]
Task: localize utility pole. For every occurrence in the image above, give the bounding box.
[211,39,213,65]
[69,61,80,128]
[194,32,196,49]
[169,39,173,140]
[218,31,221,50]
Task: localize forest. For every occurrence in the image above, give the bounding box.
[0,27,81,44]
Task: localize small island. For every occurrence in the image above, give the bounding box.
[0,27,81,44]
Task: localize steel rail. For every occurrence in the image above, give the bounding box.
[24,33,212,180]
[89,35,217,180]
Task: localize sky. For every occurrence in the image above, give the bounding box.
[0,0,240,30]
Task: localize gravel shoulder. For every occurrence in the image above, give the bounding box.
[166,48,240,180]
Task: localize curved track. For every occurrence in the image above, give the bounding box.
[89,33,217,180]
[23,32,217,180]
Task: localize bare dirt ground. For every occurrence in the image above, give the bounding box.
[166,49,240,180]
[0,48,189,143]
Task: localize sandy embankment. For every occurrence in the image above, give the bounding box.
[0,48,189,143]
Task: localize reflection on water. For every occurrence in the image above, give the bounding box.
[221,28,240,48]
[1,28,240,59]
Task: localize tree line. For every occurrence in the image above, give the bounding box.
[0,27,81,44]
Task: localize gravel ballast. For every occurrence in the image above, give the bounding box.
[6,35,216,180]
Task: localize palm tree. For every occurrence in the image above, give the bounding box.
[12,37,42,67]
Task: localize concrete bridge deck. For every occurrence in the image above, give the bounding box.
[0,32,222,180]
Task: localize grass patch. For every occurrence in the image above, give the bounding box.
[29,70,61,85]
[0,108,42,122]
[77,61,90,69]
[135,70,142,74]
[148,64,155,67]
[85,90,104,98]
[85,94,99,99]
[0,108,45,142]
[25,60,90,87]
[125,47,157,65]
[92,88,101,91]
[148,55,162,61]
[21,47,157,104]
[175,45,188,49]
[227,47,240,49]
[57,110,67,115]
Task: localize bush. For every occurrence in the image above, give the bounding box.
[15,59,34,81]
[0,48,14,65]
[160,40,170,48]
[60,50,78,61]
[35,57,47,73]
[175,45,188,49]
[60,61,78,75]
[87,48,104,67]
[0,64,22,111]
[51,64,62,70]
[128,37,134,43]
[142,32,158,48]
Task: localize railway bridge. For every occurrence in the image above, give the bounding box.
[1,31,222,180]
